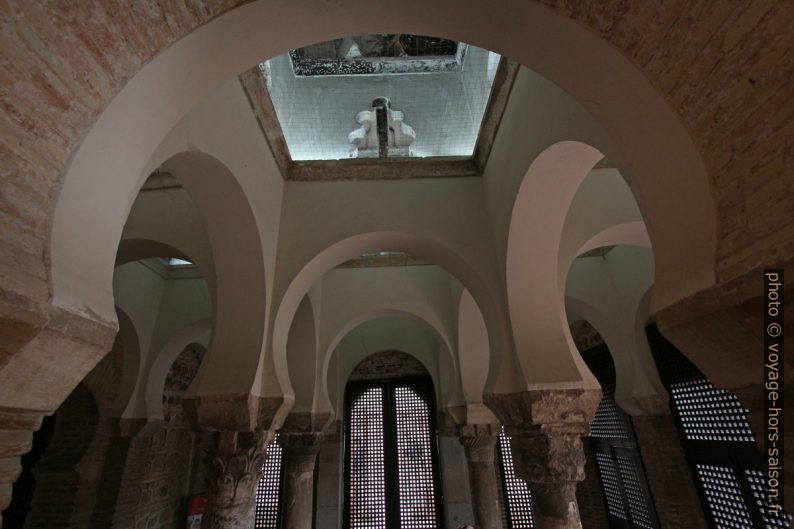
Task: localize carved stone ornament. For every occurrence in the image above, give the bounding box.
[202,432,268,529]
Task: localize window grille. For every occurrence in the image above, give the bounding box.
[596,452,627,520]
[745,470,793,528]
[670,380,754,443]
[348,387,388,529]
[646,324,791,529]
[254,437,284,529]
[581,343,660,529]
[343,378,443,529]
[497,429,534,528]
[395,386,439,529]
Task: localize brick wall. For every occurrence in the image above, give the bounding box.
[632,414,709,529]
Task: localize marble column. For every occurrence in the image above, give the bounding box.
[202,431,269,529]
[485,388,600,529]
[279,432,322,529]
[458,424,503,529]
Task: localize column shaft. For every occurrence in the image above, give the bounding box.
[459,426,502,529]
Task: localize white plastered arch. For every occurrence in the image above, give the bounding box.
[49,0,716,345]
[506,141,604,389]
[144,318,212,420]
[159,151,270,401]
[110,306,141,418]
[323,310,459,417]
[271,231,508,405]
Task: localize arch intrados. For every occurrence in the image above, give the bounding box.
[144,318,212,419]
[110,306,141,417]
[115,238,195,268]
[574,222,651,260]
[50,0,715,329]
[564,297,625,390]
[274,230,494,400]
[324,309,456,415]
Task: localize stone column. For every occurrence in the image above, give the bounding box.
[485,388,600,529]
[279,432,322,529]
[202,431,269,529]
[458,424,502,529]
[512,427,587,529]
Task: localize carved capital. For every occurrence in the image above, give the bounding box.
[483,388,601,432]
[202,431,269,529]
[458,423,500,462]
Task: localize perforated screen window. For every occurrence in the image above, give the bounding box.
[745,470,793,528]
[497,430,534,528]
[671,380,755,443]
[646,324,792,529]
[696,464,754,528]
[395,386,439,529]
[590,394,629,439]
[348,387,388,529]
[596,452,628,520]
[344,379,443,529]
[616,453,656,529]
[254,438,283,529]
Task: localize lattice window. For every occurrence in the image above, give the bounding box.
[696,464,754,528]
[344,379,442,529]
[616,453,656,529]
[254,438,283,529]
[646,324,792,529]
[580,342,659,529]
[348,387,387,529]
[395,386,439,529]
[745,470,793,528]
[596,452,627,520]
[671,380,755,443]
[497,429,534,529]
[590,394,629,439]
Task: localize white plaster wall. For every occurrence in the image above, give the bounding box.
[121,187,216,298]
[113,261,212,418]
[271,176,523,400]
[565,246,666,409]
[316,266,458,364]
[147,78,285,399]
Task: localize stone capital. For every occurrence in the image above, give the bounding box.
[458,423,500,462]
[202,430,270,529]
[183,394,292,433]
[483,388,600,435]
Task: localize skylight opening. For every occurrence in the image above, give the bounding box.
[166,258,193,267]
[259,34,502,162]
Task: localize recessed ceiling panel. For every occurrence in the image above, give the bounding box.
[260,35,500,161]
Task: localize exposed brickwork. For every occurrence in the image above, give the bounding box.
[349,350,430,380]
[576,442,609,529]
[632,414,709,529]
[569,319,605,353]
[162,344,204,422]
